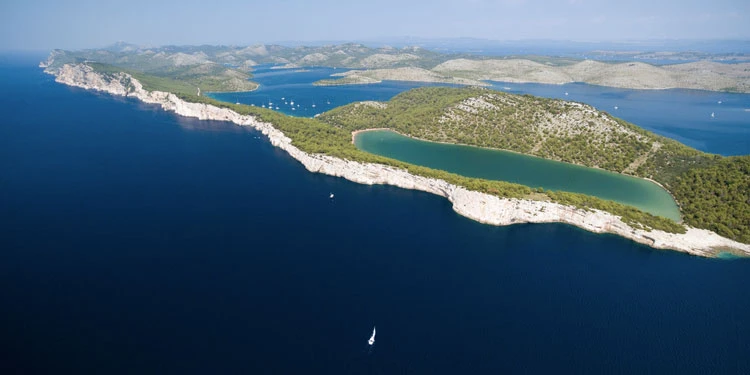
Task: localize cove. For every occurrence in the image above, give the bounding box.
[354,129,681,221]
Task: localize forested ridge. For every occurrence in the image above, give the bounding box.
[319,87,749,243]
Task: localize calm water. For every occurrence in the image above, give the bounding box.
[2,54,750,374]
[355,130,680,220]
[213,65,750,156]
[209,65,459,117]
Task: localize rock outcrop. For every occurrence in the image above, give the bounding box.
[49,63,750,258]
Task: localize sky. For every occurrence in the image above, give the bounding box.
[1,0,748,50]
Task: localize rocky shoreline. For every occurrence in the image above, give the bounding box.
[48,63,750,258]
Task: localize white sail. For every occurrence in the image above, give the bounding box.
[368,326,376,345]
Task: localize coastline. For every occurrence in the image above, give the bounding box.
[47,63,750,258]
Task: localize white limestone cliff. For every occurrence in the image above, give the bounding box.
[48,63,750,258]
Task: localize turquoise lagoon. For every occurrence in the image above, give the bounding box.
[355,129,681,221]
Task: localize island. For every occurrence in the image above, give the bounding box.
[313,67,487,87]
[41,45,750,258]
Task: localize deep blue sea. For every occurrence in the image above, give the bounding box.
[1,54,750,374]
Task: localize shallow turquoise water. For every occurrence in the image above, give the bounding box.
[355,130,681,221]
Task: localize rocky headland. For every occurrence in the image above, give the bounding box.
[47,63,750,258]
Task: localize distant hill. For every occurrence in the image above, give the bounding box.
[44,43,750,93]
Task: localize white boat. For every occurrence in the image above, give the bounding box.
[275,106,279,110]
[329,193,334,199]
[312,103,316,108]
[368,326,376,345]
[564,92,569,96]
[711,112,715,118]
[614,106,618,110]
[718,100,722,104]
[290,100,295,105]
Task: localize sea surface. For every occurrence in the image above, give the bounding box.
[355,129,680,220]
[1,54,750,374]
[209,65,460,117]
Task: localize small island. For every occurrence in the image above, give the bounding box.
[313,67,487,87]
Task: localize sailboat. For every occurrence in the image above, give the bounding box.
[368,326,376,346]
[711,112,715,118]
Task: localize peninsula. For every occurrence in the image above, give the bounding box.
[43,55,749,258]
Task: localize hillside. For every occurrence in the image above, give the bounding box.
[432,59,750,92]
[314,67,487,86]
[318,87,749,243]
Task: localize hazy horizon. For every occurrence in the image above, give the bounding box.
[2,0,749,51]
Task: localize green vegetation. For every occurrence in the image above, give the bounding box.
[671,156,750,243]
[165,88,686,235]
[88,61,257,95]
[319,87,748,243]
[73,64,750,241]
[320,87,657,171]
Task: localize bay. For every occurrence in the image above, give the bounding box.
[208,65,460,117]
